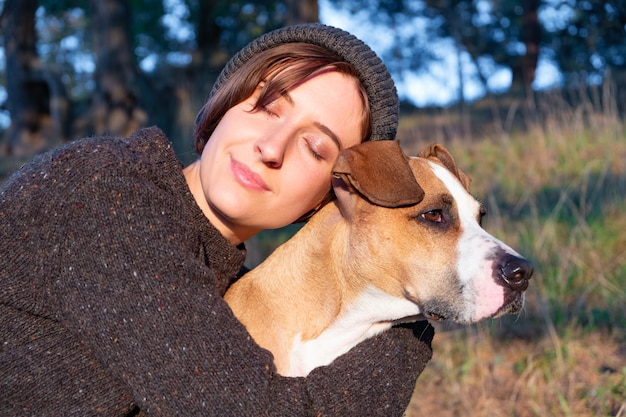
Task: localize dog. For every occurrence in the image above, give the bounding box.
[225,141,532,377]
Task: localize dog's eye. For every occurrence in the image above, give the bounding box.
[479,206,487,226]
[421,209,445,223]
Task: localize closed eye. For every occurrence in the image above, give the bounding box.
[307,143,323,161]
[421,209,445,223]
[259,104,278,118]
[304,136,330,162]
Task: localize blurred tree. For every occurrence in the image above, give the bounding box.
[2,0,624,160]
[465,0,542,94]
[88,0,150,137]
[0,0,308,159]
[328,0,435,77]
[516,0,541,91]
[285,0,319,24]
[332,0,624,102]
[543,0,626,87]
[333,0,542,98]
[0,0,64,156]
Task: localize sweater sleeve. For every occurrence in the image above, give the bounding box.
[0,129,434,416]
[268,321,434,416]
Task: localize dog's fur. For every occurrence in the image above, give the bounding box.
[225,141,532,377]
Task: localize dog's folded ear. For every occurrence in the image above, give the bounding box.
[332,140,424,208]
[419,144,471,191]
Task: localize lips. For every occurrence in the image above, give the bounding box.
[230,158,270,191]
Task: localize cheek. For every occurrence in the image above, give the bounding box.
[198,144,226,194]
[286,163,331,206]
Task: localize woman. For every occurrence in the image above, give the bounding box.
[0,24,433,416]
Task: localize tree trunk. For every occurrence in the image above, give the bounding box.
[88,0,148,137]
[196,0,224,68]
[511,0,541,95]
[1,0,62,156]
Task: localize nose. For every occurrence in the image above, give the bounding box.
[497,254,533,292]
[256,130,290,168]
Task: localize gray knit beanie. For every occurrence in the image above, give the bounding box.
[210,23,399,141]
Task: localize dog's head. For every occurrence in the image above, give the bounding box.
[331,140,533,324]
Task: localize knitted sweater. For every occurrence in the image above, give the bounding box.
[0,127,434,416]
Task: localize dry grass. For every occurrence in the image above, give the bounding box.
[406,327,625,417]
[401,88,626,417]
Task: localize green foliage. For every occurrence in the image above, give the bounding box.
[38,0,87,15]
[34,3,92,99]
[544,1,626,85]
[130,0,167,54]
[3,0,294,138]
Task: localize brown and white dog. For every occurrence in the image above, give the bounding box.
[225,141,532,377]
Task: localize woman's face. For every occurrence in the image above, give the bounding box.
[185,70,365,244]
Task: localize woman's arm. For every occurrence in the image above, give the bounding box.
[268,321,434,416]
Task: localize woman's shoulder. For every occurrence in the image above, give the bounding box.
[48,126,176,170]
[3,127,181,192]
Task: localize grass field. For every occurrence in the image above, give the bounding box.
[398,90,626,417]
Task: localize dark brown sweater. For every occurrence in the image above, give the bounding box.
[0,127,434,416]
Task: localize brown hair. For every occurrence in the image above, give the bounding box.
[194,43,370,154]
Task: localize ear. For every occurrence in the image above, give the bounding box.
[332,140,424,208]
[332,175,356,221]
[418,144,471,191]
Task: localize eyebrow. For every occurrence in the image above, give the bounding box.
[314,122,343,150]
[282,92,344,151]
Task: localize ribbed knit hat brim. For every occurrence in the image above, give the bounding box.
[210,23,399,141]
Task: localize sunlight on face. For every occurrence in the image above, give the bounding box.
[184,70,365,244]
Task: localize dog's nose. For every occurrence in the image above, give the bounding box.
[498,254,533,291]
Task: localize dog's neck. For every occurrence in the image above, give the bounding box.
[286,286,420,375]
[240,201,350,333]
[227,201,421,376]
